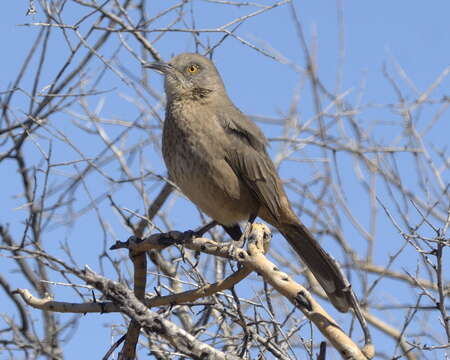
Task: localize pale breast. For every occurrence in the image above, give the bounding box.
[162,101,257,225]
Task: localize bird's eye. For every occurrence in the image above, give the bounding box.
[186,64,199,73]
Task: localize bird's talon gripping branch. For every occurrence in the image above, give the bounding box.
[232,236,246,249]
[227,243,238,259]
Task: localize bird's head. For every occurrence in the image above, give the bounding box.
[144,53,227,102]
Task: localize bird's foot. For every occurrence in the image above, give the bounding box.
[227,222,254,258]
[227,242,240,259]
[232,236,246,249]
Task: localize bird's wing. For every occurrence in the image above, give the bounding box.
[218,107,268,152]
[221,110,284,221]
[220,108,355,314]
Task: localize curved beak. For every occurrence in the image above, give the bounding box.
[144,61,190,90]
[144,61,174,75]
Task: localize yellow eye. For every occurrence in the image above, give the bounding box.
[186,64,199,73]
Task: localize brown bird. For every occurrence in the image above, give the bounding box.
[146,53,353,313]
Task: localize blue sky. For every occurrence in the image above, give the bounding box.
[1,1,450,359]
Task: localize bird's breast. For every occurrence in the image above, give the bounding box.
[161,101,257,225]
[162,101,225,170]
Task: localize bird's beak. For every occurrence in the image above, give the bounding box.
[144,61,189,88]
[144,61,174,75]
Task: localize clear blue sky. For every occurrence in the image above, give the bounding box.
[1,1,449,359]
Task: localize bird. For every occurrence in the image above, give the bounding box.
[145,53,353,313]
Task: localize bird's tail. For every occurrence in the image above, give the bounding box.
[278,221,351,313]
